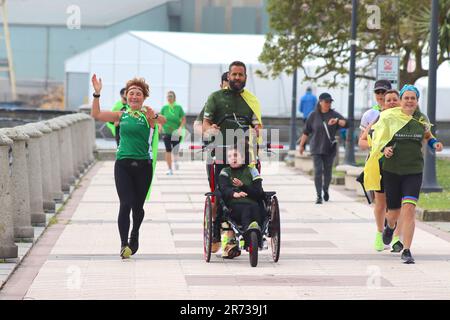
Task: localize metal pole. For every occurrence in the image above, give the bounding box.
[422,0,442,193]
[1,0,17,101]
[344,0,357,165]
[289,68,298,151]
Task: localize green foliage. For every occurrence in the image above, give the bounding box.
[418,159,450,210]
[259,0,450,87]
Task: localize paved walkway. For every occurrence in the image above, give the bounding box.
[2,160,450,300]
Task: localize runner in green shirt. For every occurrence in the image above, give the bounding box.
[160,91,186,175]
[380,85,444,264]
[91,74,167,260]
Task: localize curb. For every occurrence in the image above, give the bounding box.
[416,207,450,222]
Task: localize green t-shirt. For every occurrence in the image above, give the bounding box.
[203,89,257,144]
[116,111,153,160]
[160,103,185,134]
[220,166,262,205]
[382,111,427,175]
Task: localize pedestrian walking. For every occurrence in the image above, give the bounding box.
[298,93,348,204]
[299,87,317,122]
[160,91,186,175]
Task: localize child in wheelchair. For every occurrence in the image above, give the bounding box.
[217,147,265,259]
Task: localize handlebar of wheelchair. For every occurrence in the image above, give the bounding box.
[216,114,255,129]
[266,143,284,150]
[189,144,230,152]
[189,143,284,151]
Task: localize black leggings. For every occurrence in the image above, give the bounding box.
[312,153,335,196]
[114,159,153,246]
[229,202,263,231]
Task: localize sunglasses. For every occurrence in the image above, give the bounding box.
[374,90,386,95]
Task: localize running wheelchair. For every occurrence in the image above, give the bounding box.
[203,188,280,267]
[193,114,282,267]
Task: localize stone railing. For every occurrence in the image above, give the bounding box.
[294,152,314,174]
[335,165,365,197]
[0,113,95,259]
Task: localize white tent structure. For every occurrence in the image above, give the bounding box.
[64,31,369,117]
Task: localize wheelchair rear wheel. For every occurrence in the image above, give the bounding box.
[203,196,213,262]
[269,196,280,262]
[248,230,259,267]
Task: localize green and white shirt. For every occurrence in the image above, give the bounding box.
[116,111,154,160]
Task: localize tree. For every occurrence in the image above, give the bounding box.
[258,0,450,87]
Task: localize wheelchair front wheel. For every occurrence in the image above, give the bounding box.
[269,196,281,263]
[248,230,259,267]
[203,196,213,262]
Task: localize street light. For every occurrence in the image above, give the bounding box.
[344,0,357,165]
[422,0,442,192]
[289,68,298,151]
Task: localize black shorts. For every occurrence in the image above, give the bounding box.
[161,133,181,152]
[383,171,423,210]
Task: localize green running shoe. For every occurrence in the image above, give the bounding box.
[221,234,229,251]
[391,236,404,253]
[374,231,384,252]
[248,221,260,230]
[120,246,132,259]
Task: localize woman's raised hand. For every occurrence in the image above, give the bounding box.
[92,74,102,94]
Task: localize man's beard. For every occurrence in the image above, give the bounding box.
[229,79,246,92]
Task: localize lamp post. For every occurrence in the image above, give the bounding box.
[289,68,298,151]
[344,0,357,165]
[422,0,442,192]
